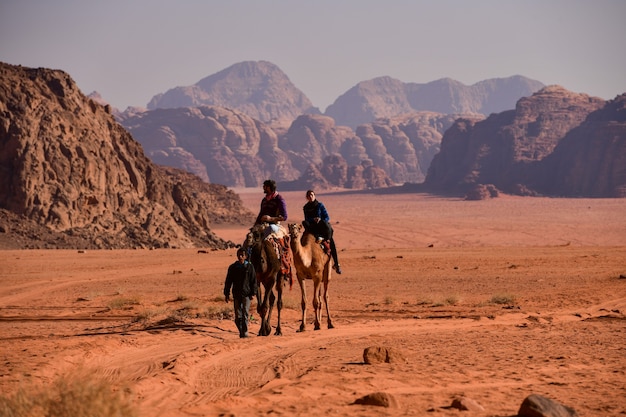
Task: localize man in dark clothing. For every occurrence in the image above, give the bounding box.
[302,189,341,274]
[224,248,258,338]
[255,179,288,225]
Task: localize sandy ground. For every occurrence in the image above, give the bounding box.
[1,190,625,416]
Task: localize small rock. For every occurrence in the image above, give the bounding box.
[451,396,484,412]
[363,346,405,364]
[352,392,398,408]
[518,393,579,417]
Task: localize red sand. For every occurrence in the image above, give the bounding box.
[1,191,625,416]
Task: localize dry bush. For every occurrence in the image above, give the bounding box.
[490,293,517,305]
[0,369,136,417]
[202,304,233,320]
[107,296,141,310]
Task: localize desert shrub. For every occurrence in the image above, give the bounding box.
[202,304,233,319]
[132,306,167,323]
[444,294,460,306]
[107,296,140,310]
[490,293,517,305]
[172,293,189,302]
[0,370,137,417]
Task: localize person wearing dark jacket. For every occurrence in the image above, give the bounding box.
[224,248,258,338]
[302,189,342,274]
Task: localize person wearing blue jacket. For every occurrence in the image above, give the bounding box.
[224,248,258,338]
[302,190,341,274]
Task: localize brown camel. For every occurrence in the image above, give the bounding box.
[243,225,288,336]
[288,223,334,331]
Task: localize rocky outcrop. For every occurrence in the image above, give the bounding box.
[120,106,298,187]
[325,75,544,129]
[532,93,626,197]
[424,86,607,195]
[147,61,319,123]
[354,112,479,183]
[281,155,394,191]
[120,109,465,188]
[279,114,354,171]
[0,62,253,249]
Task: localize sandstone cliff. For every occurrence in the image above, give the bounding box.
[121,109,467,188]
[424,86,610,196]
[0,62,253,249]
[121,106,298,187]
[325,75,545,129]
[147,61,319,123]
[531,93,626,197]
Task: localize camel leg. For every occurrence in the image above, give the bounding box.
[323,277,334,329]
[266,288,276,336]
[274,276,283,336]
[312,279,322,330]
[297,277,308,332]
[258,281,273,336]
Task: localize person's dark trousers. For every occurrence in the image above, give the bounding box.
[302,220,340,267]
[233,296,251,338]
[302,220,332,240]
[329,238,339,267]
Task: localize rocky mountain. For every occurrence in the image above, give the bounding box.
[144,61,542,130]
[121,108,467,188]
[0,62,253,249]
[147,61,319,123]
[325,75,545,129]
[120,106,299,187]
[423,86,621,197]
[531,93,626,197]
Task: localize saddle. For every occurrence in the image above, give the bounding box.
[271,235,294,288]
[247,223,294,288]
[320,239,331,256]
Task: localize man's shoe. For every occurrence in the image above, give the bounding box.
[334,264,342,274]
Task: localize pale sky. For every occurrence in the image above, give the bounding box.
[1,0,625,112]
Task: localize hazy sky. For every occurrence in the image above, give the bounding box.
[1,0,625,112]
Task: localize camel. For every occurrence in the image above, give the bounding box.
[288,223,334,331]
[243,224,289,336]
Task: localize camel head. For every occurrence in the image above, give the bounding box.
[288,223,302,239]
[244,224,266,248]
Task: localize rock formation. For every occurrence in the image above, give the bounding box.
[424,86,607,195]
[120,109,463,188]
[0,62,253,249]
[120,106,298,187]
[531,93,626,197]
[146,61,319,123]
[325,75,545,129]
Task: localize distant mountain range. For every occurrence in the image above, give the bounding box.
[147,61,319,123]
[142,60,544,129]
[114,61,624,197]
[118,60,548,189]
[325,74,545,128]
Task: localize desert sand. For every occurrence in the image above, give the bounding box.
[1,190,625,416]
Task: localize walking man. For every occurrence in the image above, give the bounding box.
[224,248,258,338]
